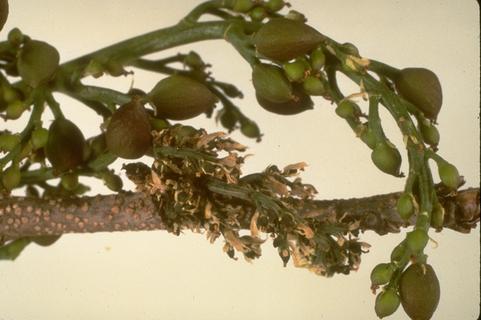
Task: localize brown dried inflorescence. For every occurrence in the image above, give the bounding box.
[124,125,367,276]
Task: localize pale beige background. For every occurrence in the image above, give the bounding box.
[1,1,479,319]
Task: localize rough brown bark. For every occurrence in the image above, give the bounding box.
[1,188,478,240]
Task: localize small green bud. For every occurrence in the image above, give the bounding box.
[6,101,26,119]
[2,164,21,190]
[406,229,429,253]
[283,59,307,82]
[8,28,24,46]
[431,202,445,229]
[61,173,79,191]
[310,47,326,70]
[219,110,237,130]
[149,117,170,131]
[265,0,285,12]
[240,120,261,139]
[390,242,407,264]
[341,42,360,56]
[371,142,402,176]
[420,120,440,147]
[31,128,49,149]
[397,193,415,220]
[437,161,460,189]
[303,76,326,96]
[0,133,20,152]
[375,289,400,319]
[249,6,267,21]
[103,172,123,192]
[370,263,395,286]
[184,51,204,69]
[232,0,254,12]
[335,100,360,119]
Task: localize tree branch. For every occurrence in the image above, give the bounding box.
[1,188,478,240]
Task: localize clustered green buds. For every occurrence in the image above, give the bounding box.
[46,118,86,172]
[419,118,440,147]
[149,74,217,120]
[399,263,440,320]
[106,99,152,159]
[17,39,60,88]
[394,68,443,120]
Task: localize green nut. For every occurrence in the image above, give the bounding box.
[254,18,323,61]
[406,229,429,253]
[375,289,401,319]
[397,193,415,220]
[394,68,442,120]
[17,39,60,88]
[302,75,326,96]
[256,84,313,115]
[149,75,217,120]
[437,161,460,189]
[399,263,440,320]
[1,164,21,190]
[31,128,49,149]
[46,118,86,172]
[370,263,395,286]
[371,142,402,177]
[252,63,293,103]
[106,99,152,159]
